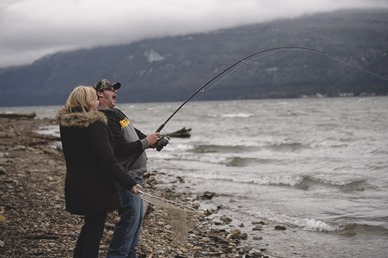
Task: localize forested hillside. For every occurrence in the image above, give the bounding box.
[0,9,387,106]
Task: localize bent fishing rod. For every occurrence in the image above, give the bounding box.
[155,46,387,133]
[127,46,388,170]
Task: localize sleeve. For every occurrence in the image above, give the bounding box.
[106,115,144,159]
[135,128,147,140]
[135,128,149,150]
[86,121,137,189]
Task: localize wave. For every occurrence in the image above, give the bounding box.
[191,144,257,153]
[256,209,388,235]
[256,208,341,232]
[221,113,253,118]
[175,172,368,192]
[369,164,388,171]
[250,175,366,191]
[190,141,309,154]
[369,149,388,155]
[266,142,309,152]
[293,176,367,191]
[220,174,367,191]
[226,157,277,167]
[178,173,305,186]
[340,222,388,236]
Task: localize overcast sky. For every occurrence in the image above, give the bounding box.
[1,0,387,68]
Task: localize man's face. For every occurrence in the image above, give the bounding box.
[98,87,118,108]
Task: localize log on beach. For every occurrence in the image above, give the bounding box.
[163,127,192,138]
[0,112,37,119]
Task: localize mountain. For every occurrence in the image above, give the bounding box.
[0,9,387,107]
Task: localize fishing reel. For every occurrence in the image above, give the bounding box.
[156,136,170,151]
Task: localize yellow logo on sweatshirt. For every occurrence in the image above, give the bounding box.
[119,118,130,128]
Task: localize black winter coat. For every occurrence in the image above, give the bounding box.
[57,109,137,215]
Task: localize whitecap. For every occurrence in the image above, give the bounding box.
[256,208,340,232]
[222,113,253,118]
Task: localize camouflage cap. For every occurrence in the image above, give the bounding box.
[95,79,121,91]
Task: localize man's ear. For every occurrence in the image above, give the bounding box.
[97,91,103,99]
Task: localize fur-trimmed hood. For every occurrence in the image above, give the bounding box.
[56,107,107,127]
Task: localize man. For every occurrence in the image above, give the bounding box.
[95,79,162,258]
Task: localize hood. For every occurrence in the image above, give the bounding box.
[56,107,107,128]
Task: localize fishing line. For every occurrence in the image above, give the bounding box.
[127,46,387,171]
[319,52,388,81]
[128,45,388,198]
[155,46,387,133]
[193,63,244,102]
[128,45,387,241]
[199,48,282,95]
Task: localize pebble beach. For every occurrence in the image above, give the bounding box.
[0,114,281,258]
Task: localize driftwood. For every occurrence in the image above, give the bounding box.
[23,231,78,239]
[0,112,36,119]
[31,133,61,141]
[163,127,191,138]
[24,234,60,240]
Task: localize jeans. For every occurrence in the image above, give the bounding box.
[74,213,107,258]
[106,179,144,258]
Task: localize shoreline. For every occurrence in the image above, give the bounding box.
[0,115,271,258]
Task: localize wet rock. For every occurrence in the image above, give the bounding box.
[239,246,253,252]
[204,208,218,216]
[216,204,226,210]
[252,225,262,231]
[275,225,287,231]
[176,176,185,183]
[252,220,266,225]
[200,191,216,199]
[253,236,263,240]
[142,171,152,179]
[220,215,233,223]
[226,228,241,239]
[210,235,229,244]
[240,232,248,240]
[190,202,200,209]
[248,248,266,257]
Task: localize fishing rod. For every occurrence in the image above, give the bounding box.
[128,46,388,169]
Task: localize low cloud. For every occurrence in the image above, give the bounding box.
[0,0,387,68]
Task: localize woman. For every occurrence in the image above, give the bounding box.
[56,86,143,258]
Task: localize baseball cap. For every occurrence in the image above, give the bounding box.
[95,79,121,91]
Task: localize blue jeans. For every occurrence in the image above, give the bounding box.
[106,180,144,258]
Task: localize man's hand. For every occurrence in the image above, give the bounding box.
[130,184,142,194]
[146,132,160,147]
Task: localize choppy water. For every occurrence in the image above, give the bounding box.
[3,97,387,257]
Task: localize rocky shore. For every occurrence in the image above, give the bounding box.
[0,114,272,258]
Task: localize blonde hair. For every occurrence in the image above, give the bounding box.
[63,86,97,112]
